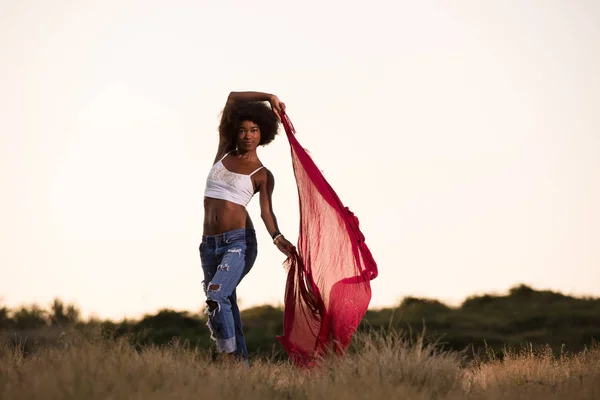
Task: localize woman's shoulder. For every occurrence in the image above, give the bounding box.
[253,165,274,183]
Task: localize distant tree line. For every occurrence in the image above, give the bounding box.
[1,285,599,359]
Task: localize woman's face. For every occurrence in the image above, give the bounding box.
[237,120,261,151]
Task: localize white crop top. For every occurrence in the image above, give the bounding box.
[204,152,264,207]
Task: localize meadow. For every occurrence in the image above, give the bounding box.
[2,285,599,399]
[1,329,599,399]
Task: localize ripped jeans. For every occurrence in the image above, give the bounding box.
[199,228,258,359]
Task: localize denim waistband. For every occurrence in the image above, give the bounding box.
[201,228,256,246]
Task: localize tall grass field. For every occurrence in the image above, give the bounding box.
[2,329,598,399]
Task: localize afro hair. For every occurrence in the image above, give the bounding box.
[219,100,280,147]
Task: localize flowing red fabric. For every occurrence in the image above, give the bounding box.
[277,112,379,367]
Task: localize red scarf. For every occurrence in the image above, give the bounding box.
[277,112,379,367]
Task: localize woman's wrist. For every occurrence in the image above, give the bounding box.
[272,233,284,244]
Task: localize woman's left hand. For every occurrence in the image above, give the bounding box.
[269,95,286,121]
[275,236,296,258]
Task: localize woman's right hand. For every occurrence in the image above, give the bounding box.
[269,95,286,121]
[275,235,296,258]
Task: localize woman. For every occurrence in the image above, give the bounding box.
[200,91,295,362]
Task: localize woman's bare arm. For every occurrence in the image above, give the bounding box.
[228,91,275,103]
[258,169,295,257]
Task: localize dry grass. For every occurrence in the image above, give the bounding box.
[1,330,598,400]
[464,343,600,399]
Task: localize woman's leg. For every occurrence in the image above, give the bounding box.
[204,231,257,357]
[200,240,220,342]
[229,289,248,360]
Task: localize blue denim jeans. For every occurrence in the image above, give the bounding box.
[199,228,258,359]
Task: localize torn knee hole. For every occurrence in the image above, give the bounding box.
[206,300,219,312]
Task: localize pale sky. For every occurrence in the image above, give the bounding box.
[1,0,599,320]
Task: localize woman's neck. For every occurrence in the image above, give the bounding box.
[234,149,258,161]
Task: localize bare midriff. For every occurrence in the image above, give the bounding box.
[203,197,254,235]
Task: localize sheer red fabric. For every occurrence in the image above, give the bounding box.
[277,112,379,367]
